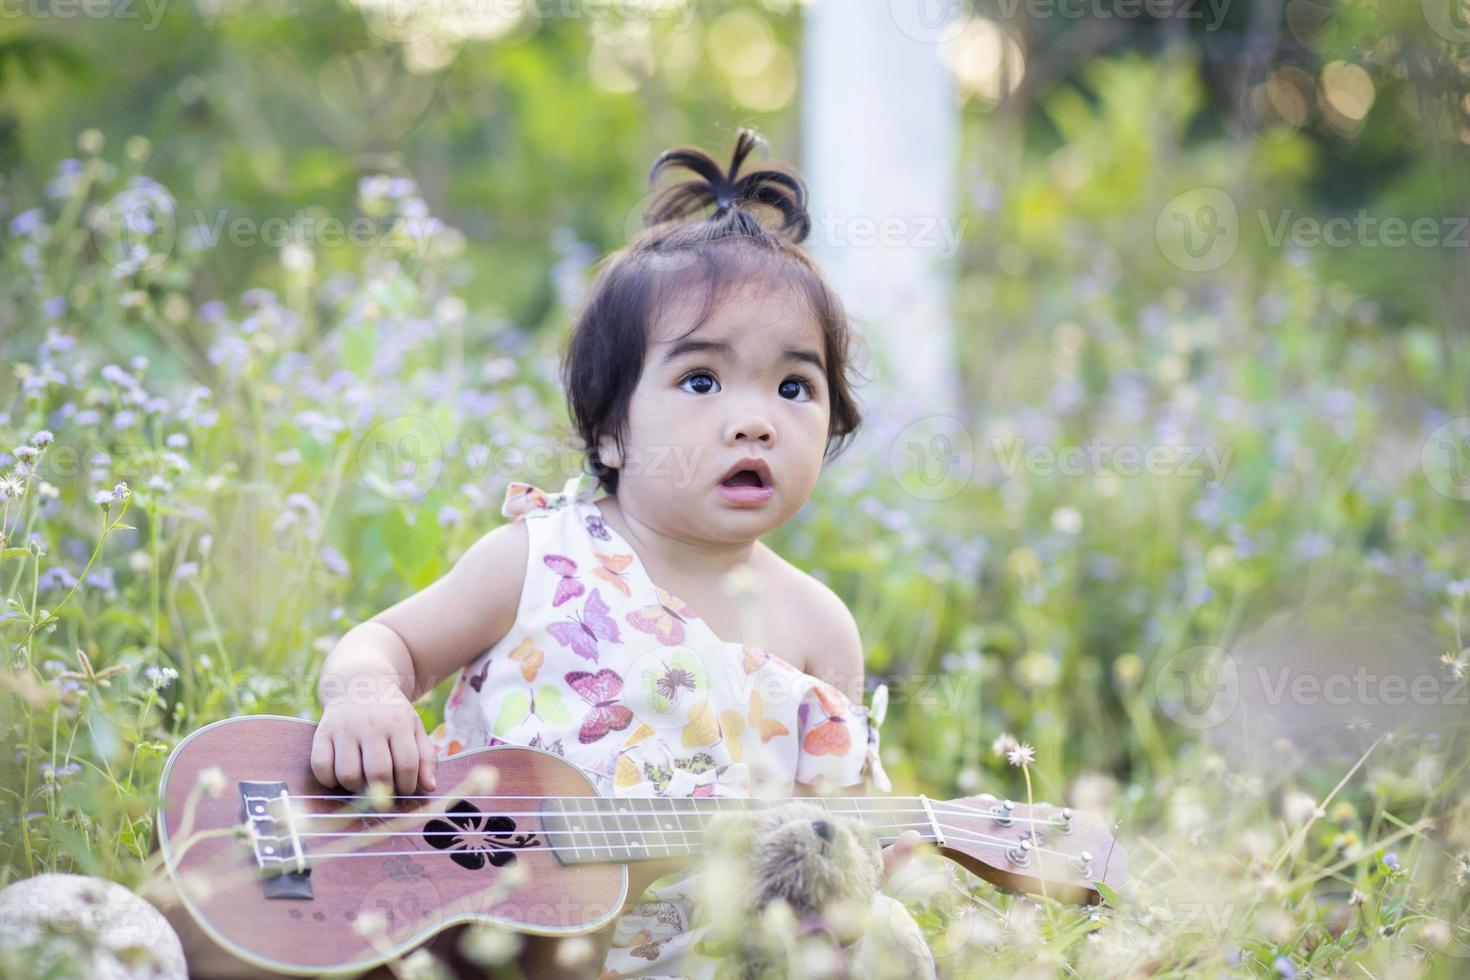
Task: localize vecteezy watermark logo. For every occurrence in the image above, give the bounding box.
[888,0,968,45]
[0,0,170,30]
[993,0,1231,29]
[1422,416,1470,501]
[992,437,1233,488]
[1150,645,1239,730]
[1251,666,1468,709]
[888,415,975,501]
[355,416,445,501]
[1257,210,1470,250]
[1423,0,1470,44]
[91,185,176,275]
[1156,188,1239,273]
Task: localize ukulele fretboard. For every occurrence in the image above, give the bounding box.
[538,795,940,865]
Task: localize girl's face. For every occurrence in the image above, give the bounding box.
[598,281,832,544]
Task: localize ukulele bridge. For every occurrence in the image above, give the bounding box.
[240,781,313,899]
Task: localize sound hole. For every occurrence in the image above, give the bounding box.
[423,799,538,871]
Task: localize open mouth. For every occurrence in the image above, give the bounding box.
[720,470,766,488]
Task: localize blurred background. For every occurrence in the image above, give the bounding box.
[2,0,1470,975]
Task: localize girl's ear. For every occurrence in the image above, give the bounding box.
[596,431,623,471]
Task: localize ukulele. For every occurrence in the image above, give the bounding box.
[155,715,1127,977]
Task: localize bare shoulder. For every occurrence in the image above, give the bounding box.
[756,546,864,702]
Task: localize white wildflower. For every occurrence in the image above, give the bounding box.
[1006,742,1036,768]
[12,445,40,463]
[143,665,179,690]
[0,476,23,499]
[552,936,594,969]
[1282,791,1319,825]
[30,429,54,447]
[992,732,1020,760]
[1050,506,1083,535]
[197,765,227,797]
[93,488,114,506]
[459,925,522,967]
[112,481,131,500]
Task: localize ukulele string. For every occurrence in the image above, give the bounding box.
[267,820,1078,859]
[281,827,1081,863]
[285,802,1068,830]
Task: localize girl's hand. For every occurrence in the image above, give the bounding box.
[310,687,438,796]
[880,829,922,884]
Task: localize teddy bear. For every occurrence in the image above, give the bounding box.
[694,800,937,980]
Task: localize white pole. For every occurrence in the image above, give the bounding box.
[800,0,962,419]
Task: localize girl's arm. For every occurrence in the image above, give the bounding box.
[311,519,529,795]
[791,599,920,879]
[793,595,866,798]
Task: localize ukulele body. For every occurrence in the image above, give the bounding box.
[157,715,627,977]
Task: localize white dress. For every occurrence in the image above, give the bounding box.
[427,474,893,978]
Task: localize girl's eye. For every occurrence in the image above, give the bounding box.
[780,378,815,402]
[679,371,816,401]
[679,371,720,395]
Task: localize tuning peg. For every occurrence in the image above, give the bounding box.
[1055,807,1073,835]
[991,799,1016,826]
[1069,850,1093,878]
[1006,838,1033,866]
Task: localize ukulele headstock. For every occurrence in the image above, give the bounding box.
[929,793,1126,905]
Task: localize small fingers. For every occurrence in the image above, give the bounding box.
[882,830,922,879]
[333,735,365,791]
[415,726,439,792]
[388,730,420,797]
[310,729,337,788]
[361,737,394,795]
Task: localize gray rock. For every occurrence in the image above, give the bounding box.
[0,873,186,979]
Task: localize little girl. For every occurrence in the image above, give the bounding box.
[312,129,919,978]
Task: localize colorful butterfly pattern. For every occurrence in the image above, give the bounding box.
[585,514,611,542]
[626,587,700,646]
[547,588,620,662]
[543,554,584,607]
[565,668,634,744]
[591,551,635,597]
[799,680,853,756]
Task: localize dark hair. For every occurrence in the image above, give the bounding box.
[561,128,867,496]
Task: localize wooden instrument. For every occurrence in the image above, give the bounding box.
[156,715,1126,976]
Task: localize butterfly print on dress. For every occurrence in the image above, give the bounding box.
[626,587,700,646]
[591,552,635,597]
[585,513,612,542]
[543,554,585,607]
[546,589,621,662]
[800,682,853,756]
[565,668,634,744]
[466,658,491,693]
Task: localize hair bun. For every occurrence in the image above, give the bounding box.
[642,128,811,244]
